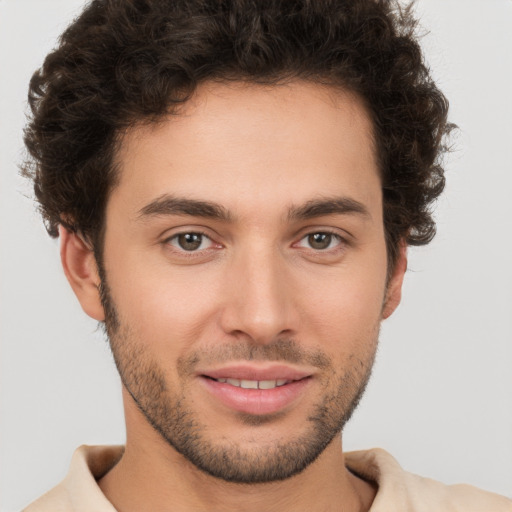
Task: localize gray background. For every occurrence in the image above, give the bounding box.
[1,0,511,510]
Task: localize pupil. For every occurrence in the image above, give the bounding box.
[178,233,202,251]
[309,233,331,250]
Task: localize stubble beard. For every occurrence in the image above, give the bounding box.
[99,273,378,484]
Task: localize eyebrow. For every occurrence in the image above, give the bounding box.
[138,195,232,221]
[137,194,370,222]
[287,196,370,221]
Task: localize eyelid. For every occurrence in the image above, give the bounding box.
[292,225,352,242]
[160,224,220,243]
[159,225,352,260]
[166,232,214,251]
[295,231,346,250]
[295,231,343,248]
[160,227,224,258]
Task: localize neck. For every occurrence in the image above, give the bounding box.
[98,393,376,512]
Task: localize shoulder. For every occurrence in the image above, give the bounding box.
[22,445,122,512]
[345,448,512,512]
[22,486,72,512]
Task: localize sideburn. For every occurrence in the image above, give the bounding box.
[93,244,120,336]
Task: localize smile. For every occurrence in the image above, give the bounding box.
[199,366,313,415]
[212,378,291,389]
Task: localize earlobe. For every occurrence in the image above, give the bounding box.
[59,225,105,321]
[382,242,408,319]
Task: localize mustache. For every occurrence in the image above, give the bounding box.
[177,338,331,376]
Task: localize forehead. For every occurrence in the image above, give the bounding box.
[111,80,380,221]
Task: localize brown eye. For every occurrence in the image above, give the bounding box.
[307,233,334,250]
[170,233,209,251]
[179,233,202,250]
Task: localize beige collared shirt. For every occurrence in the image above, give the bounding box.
[23,445,512,511]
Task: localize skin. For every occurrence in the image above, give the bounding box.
[61,80,407,512]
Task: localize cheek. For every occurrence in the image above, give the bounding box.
[304,288,382,345]
[296,260,387,349]
[105,249,224,353]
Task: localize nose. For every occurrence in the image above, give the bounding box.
[218,245,298,344]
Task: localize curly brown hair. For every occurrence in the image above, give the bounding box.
[22,0,453,268]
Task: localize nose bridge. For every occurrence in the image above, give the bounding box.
[220,240,295,343]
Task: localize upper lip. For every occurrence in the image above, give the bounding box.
[198,364,313,382]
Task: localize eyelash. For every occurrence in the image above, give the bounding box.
[164,231,217,256]
[163,229,348,257]
[293,231,345,251]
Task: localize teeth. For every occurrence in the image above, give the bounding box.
[258,380,277,389]
[215,378,290,389]
[240,379,259,389]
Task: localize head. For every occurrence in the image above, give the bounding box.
[23,0,451,484]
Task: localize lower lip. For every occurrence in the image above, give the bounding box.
[200,377,311,415]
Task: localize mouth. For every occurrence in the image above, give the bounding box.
[204,377,293,390]
[198,364,313,416]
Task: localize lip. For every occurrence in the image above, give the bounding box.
[198,364,313,416]
[200,364,312,382]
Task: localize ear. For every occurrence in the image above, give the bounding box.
[382,241,407,319]
[59,225,105,321]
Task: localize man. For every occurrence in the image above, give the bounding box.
[18,0,511,510]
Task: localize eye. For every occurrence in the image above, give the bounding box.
[297,232,343,251]
[167,232,213,252]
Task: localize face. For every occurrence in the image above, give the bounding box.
[80,81,404,483]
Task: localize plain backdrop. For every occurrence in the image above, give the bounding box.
[1,0,511,510]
